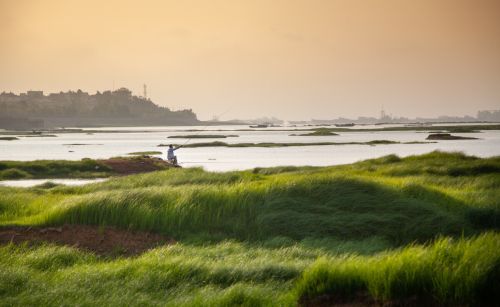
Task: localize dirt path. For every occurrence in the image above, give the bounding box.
[0,225,174,256]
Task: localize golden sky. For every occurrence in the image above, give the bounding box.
[1,0,499,120]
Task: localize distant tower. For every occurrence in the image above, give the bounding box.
[143,84,147,99]
[380,105,386,120]
[380,105,392,122]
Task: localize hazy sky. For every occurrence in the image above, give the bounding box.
[1,0,500,120]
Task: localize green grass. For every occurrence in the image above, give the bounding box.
[427,133,478,140]
[159,140,433,148]
[0,241,313,306]
[0,156,175,180]
[323,124,500,133]
[167,135,238,139]
[290,128,339,136]
[22,134,57,137]
[0,159,111,180]
[0,151,499,305]
[294,233,500,306]
[329,124,499,133]
[187,124,500,133]
[446,126,482,133]
[127,151,163,155]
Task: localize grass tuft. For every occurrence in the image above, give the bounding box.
[293,233,500,306]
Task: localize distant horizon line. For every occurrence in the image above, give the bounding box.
[1,88,498,121]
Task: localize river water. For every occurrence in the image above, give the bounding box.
[1,124,499,171]
[0,178,108,188]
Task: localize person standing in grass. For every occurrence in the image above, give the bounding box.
[167,144,181,165]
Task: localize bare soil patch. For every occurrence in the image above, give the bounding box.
[0,224,175,256]
[101,156,179,175]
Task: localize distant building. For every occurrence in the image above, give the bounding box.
[477,110,500,122]
[27,90,44,98]
[379,107,392,122]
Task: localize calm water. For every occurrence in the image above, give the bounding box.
[0,178,107,187]
[1,124,499,171]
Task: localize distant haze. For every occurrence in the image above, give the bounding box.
[1,0,499,120]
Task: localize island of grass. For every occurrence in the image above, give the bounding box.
[127,151,163,156]
[0,151,499,306]
[159,140,433,148]
[23,134,57,137]
[63,143,104,146]
[427,133,479,140]
[0,123,497,138]
[177,124,500,133]
[0,156,175,180]
[0,136,19,141]
[290,128,339,136]
[167,134,238,139]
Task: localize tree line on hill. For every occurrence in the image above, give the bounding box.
[0,88,199,129]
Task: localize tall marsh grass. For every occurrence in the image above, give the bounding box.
[1,152,498,242]
[0,151,499,305]
[294,232,500,306]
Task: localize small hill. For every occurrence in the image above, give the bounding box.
[0,88,199,129]
[427,133,478,140]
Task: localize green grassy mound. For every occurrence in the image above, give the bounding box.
[0,151,499,305]
[3,152,499,241]
[168,134,238,138]
[0,156,174,180]
[127,151,163,155]
[0,159,111,180]
[294,233,500,306]
[427,133,478,140]
[290,128,339,136]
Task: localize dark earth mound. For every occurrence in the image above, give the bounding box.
[101,156,179,175]
[0,225,174,256]
[426,133,478,140]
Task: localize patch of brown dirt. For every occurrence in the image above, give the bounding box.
[0,225,175,257]
[100,156,179,175]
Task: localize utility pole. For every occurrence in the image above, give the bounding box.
[143,84,147,99]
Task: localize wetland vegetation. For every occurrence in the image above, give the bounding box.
[167,134,239,139]
[159,140,433,148]
[127,151,163,156]
[426,133,479,140]
[290,128,339,136]
[0,151,499,306]
[0,156,173,180]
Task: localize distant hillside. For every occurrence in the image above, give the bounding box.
[0,88,199,129]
